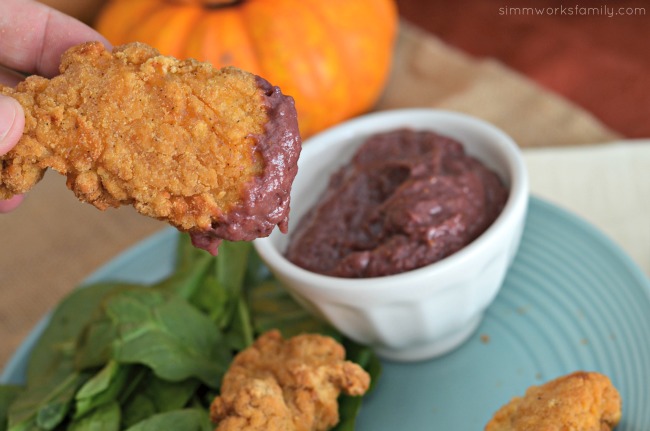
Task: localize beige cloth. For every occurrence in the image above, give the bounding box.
[0,22,624,369]
[376,23,620,147]
[524,141,650,277]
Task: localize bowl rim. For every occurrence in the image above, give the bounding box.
[254,108,529,294]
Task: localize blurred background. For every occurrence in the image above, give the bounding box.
[395,0,649,138]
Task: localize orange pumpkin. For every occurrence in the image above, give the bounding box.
[95,0,398,138]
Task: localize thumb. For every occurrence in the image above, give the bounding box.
[1,94,26,212]
[0,194,23,213]
[0,94,25,156]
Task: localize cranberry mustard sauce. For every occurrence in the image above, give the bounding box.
[285,129,508,278]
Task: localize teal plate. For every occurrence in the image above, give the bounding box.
[3,196,650,429]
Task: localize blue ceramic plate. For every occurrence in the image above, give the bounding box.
[3,197,650,429]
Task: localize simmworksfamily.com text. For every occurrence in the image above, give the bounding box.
[498,5,646,18]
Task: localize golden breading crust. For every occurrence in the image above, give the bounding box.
[485,371,622,431]
[0,42,301,254]
[210,330,371,431]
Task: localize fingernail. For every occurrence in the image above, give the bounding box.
[0,95,23,153]
[0,95,17,139]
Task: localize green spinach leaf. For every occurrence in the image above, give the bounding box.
[105,288,230,387]
[120,375,200,429]
[68,400,120,431]
[74,361,139,419]
[333,340,383,431]
[123,408,212,431]
[8,371,90,431]
[0,386,23,431]
[27,282,133,384]
[247,279,339,339]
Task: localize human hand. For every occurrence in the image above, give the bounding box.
[0,95,24,212]
[0,0,111,213]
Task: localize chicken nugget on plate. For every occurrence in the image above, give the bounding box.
[210,330,370,431]
[485,371,622,431]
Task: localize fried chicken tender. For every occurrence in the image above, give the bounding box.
[0,42,301,254]
[210,330,371,431]
[485,371,622,431]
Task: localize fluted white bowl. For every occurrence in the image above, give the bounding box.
[254,109,529,362]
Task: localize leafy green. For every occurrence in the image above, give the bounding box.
[68,401,120,431]
[120,375,200,429]
[74,361,135,419]
[0,233,381,430]
[74,312,118,371]
[26,283,134,384]
[247,279,340,339]
[332,339,383,431]
[0,386,22,431]
[8,370,90,431]
[183,241,254,351]
[104,288,230,386]
[123,409,212,431]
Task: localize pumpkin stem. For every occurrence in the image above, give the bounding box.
[203,0,243,9]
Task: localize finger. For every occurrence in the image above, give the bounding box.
[0,195,24,213]
[0,94,25,155]
[0,0,111,78]
[0,65,25,87]
[0,94,25,212]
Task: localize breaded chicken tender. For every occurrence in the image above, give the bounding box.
[485,371,622,431]
[210,330,371,431]
[0,42,301,254]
